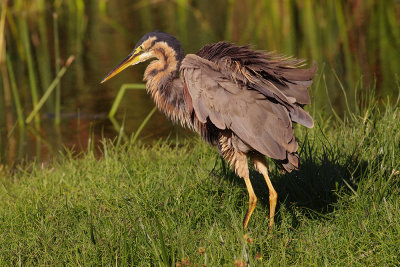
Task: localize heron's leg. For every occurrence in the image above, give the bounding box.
[242,171,257,229]
[231,153,257,229]
[227,151,257,229]
[218,132,257,229]
[252,155,277,230]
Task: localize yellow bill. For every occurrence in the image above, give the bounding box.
[101,46,151,83]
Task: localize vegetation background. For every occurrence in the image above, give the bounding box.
[0,0,399,265]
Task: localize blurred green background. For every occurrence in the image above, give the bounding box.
[1,0,399,165]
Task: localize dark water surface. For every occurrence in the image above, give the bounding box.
[1,1,399,165]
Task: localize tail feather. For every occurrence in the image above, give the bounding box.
[280,152,299,173]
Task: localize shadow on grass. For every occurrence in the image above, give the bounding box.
[210,134,369,229]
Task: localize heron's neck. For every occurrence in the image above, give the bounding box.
[143,44,181,90]
[143,44,187,124]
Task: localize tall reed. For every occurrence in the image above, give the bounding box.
[223,0,399,111]
[21,13,40,129]
[53,12,61,125]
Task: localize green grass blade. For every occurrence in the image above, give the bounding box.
[131,106,157,145]
[108,83,147,118]
[153,213,169,265]
[115,113,127,148]
[109,116,128,144]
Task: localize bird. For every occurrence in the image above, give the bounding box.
[101,31,316,230]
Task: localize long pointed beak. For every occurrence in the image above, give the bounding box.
[101,51,141,83]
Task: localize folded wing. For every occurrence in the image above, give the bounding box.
[182,55,293,160]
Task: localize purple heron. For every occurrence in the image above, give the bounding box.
[102,31,316,230]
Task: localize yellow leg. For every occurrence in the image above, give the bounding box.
[242,174,257,229]
[253,155,277,231]
[224,149,257,229]
[218,133,258,229]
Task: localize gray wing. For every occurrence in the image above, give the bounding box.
[195,42,316,128]
[181,54,300,160]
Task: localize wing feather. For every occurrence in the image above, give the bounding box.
[181,54,300,160]
[196,42,316,128]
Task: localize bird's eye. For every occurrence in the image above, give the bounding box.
[139,45,144,51]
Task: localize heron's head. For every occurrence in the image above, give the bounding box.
[101,31,184,83]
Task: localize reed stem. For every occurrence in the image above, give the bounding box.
[21,13,40,129]
[108,83,147,118]
[6,53,24,129]
[26,56,75,124]
[53,12,61,125]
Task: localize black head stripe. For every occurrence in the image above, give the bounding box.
[135,31,185,62]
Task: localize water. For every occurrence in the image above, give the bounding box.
[1,0,399,165]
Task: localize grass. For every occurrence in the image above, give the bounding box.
[0,97,399,266]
